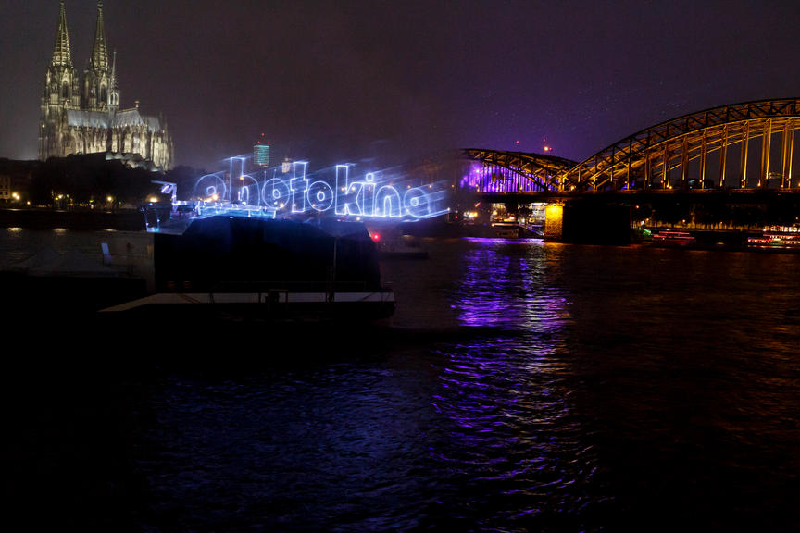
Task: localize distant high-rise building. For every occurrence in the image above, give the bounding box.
[39,1,173,170]
[254,133,270,167]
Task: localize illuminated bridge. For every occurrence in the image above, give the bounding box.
[464,97,800,195]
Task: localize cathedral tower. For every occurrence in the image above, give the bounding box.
[39,1,80,160]
[82,1,110,111]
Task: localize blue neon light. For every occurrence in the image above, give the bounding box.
[188,158,449,220]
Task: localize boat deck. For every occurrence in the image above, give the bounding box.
[101,290,396,322]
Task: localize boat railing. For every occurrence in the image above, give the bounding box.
[208,279,376,294]
[201,279,394,315]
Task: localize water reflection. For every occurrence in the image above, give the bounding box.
[128,356,443,532]
[453,240,571,335]
[429,340,603,526]
[427,240,605,529]
[4,236,799,531]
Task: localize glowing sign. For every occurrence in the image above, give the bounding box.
[191,159,450,220]
[152,180,177,202]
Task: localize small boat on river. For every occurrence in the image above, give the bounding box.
[651,230,696,245]
[376,237,429,259]
[747,226,800,250]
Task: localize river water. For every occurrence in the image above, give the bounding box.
[3,231,799,531]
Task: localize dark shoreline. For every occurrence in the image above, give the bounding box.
[1,208,795,255]
[0,207,145,231]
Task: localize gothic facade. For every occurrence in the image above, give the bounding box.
[39,2,173,170]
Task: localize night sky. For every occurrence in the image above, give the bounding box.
[3,0,800,171]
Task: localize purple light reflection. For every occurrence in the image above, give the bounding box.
[452,242,570,332]
[427,240,602,525]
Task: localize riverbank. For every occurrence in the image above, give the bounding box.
[0,227,155,316]
[0,207,145,230]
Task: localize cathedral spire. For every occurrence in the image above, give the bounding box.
[110,49,117,89]
[108,49,120,112]
[51,1,72,68]
[90,1,109,72]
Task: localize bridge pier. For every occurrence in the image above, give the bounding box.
[544,201,631,244]
[543,204,564,240]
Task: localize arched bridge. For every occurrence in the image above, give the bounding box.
[464,97,800,194]
[461,150,577,193]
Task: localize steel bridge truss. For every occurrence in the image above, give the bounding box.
[466,98,800,193]
[463,149,577,192]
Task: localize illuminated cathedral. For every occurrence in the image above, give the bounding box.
[39,1,172,170]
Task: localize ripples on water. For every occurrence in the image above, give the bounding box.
[3,231,799,531]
